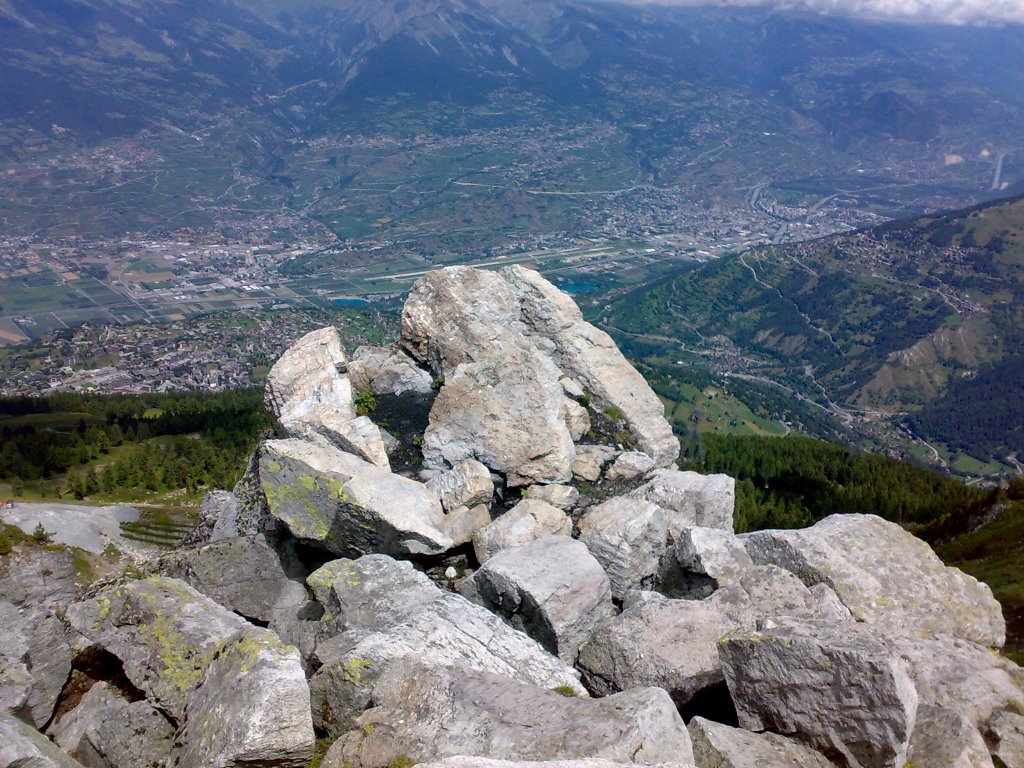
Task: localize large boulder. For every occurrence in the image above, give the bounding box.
[907,705,993,768]
[629,470,734,536]
[349,345,435,396]
[577,566,825,706]
[578,497,666,600]
[1,711,85,768]
[472,499,572,564]
[422,354,576,487]
[501,265,679,466]
[688,717,836,768]
[0,600,71,729]
[259,438,452,557]
[324,662,695,768]
[306,554,585,735]
[744,514,1006,648]
[719,618,919,768]
[49,682,174,768]
[463,535,615,663]
[173,627,315,768]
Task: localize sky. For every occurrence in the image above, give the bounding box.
[627,0,1024,24]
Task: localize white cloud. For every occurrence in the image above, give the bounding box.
[621,0,1024,25]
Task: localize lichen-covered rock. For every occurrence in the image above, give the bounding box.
[523,484,580,511]
[49,682,173,768]
[464,535,615,663]
[349,345,434,396]
[65,577,250,720]
[324,662,694,768]
[309,591,586,735]
[985,710,1024,768]
[907,705,993,768]
[0,600,71,729]
[719,618,919,768]
[578,497,666,599]
[629,470,734,535]
[174,627,315,768]
[472,499,571,564]
[501,265,679,467]
[1,711,85,768]
[156,535,310,626]
[744,514,1006,648]
[260,438,452,557]
[687,717,836,768]
[577,567,823,706]
[422,355,576,487]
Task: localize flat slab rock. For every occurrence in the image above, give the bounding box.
[719,618,918,768]
[744,513,1006,648]
[324,662,695,768]
[259,438,452,557]
[463,535,615,664]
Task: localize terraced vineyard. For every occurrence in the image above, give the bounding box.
[120,509,197,549]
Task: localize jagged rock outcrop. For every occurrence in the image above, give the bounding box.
[323,661,695,768]
[306,554,585,735]
[688,717,836,768]
[463,535,616,663]
[1,711,85,768]
[472,499,572,565]
[0,600,71,729]
[260,438,452,556]
[719,618,919,768]
[578,497,666,600]
[744,513,1006,648]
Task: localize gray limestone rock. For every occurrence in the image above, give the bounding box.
[578,497,666,600]
[181,489,240,547]
[744,513,1006,648]
[1,711,85,768]
[688,717,836,768]
[563,398,592,442]
[501,265,679,467]
[472,500,572,565]
[985,710,1024,768]
[674,526,753,588]
[572,445,618,483]
[416,760,683,768]
[523,484,580,511]
[309,591,586,735]
[907,705,993,768]
[173,627,315,768]
[49,682,173,768]
[719,618,919,768]
[0,547,78,612]
[260,438,452,557]
[604,452,655,482]
[422,355,576,487]
[464,535,615,663]
[325,662,694,768]
[0,600,71,729]
[155,534,310,626]
[427,459,496,545]
[65,577,250,720]
[349,345,434,396]
[307,407,392,470]
[630,470,734,536]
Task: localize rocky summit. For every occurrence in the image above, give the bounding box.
[2,266,1022,768]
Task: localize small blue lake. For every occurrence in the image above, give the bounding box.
[559,282,598,295]
[334,298,370,307]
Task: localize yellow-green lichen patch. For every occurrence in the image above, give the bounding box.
[341,657,373,684]
[264,460,283,474]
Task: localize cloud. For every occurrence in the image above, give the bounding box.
[622,0,1024,25]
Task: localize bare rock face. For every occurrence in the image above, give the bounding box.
[719,618,919,768]
[472,499,572,565]
[1,711,86,768]
[0,600,71,730]
[578,497,666,600]
[306,555,585,736]
[49,682,174,768]
[687,717,836,768]
[907,705,994,768]
[985,710,1024,768]
[463,536,615,664]
[744,513,1006,648]
[422,355,576,488]
[0,547,78,613]
[324,661,695,768]
[259,438,452,557]
[349,345,434,396]
[629,470,734,536]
